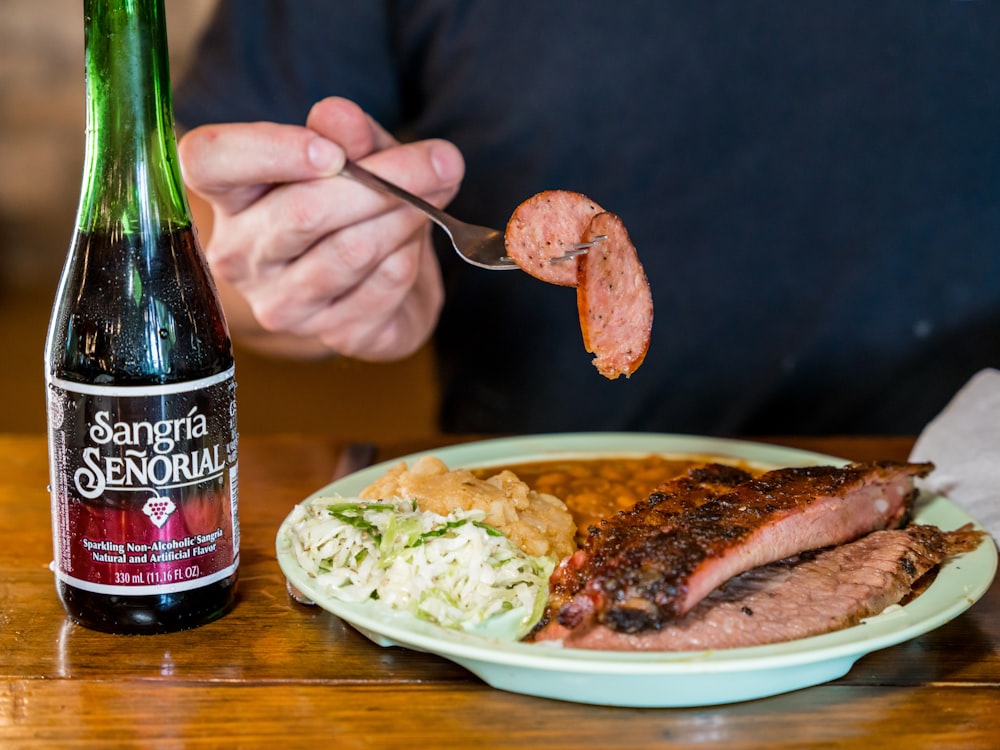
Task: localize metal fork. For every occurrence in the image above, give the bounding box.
[341,160,517,271]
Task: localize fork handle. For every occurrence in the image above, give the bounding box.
[340,160,454,235]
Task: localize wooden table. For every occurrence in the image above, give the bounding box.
[1,434,997,748]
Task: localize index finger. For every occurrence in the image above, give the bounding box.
[178,121,346,215]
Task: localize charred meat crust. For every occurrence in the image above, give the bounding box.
[531,523,984,651]
[543,463,752,629]
[549,460,934,634]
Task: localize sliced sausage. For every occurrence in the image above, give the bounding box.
[577,212,653,379]
[504,190,605,286]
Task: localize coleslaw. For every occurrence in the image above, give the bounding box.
[283,495,555,639]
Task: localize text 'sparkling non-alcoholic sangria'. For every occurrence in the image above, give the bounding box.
[45,0,239,633]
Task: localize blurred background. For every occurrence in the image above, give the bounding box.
[0,0,440,439]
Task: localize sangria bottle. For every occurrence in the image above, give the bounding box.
[45,0,239,633]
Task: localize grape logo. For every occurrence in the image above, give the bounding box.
[142,494,177,529]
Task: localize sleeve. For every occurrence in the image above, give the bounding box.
[173,0,402,130]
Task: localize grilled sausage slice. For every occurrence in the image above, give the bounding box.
[576,211,653,379]
[504,190,604,286]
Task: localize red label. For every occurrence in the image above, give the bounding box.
[47,370,239,594]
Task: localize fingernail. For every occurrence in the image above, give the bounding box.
[430,143,462,183]
[308,137,343,175]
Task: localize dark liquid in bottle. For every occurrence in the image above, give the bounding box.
[58,576,237,634]
[48,227,238,634]
[50,228,232,384]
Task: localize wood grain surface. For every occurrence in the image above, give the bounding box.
[2,434,997,749]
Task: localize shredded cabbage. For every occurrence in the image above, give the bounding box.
[285,495,554,639]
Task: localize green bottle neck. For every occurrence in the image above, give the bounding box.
[77,0,190,236]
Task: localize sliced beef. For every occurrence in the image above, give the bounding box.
[531,524,985,650]
[547,460,934,633]
[548,463,753,619]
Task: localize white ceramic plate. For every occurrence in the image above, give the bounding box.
[275,433,997,707]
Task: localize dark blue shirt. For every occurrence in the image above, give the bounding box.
[176,1,1000,436]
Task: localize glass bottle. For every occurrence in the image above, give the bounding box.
[44,0,239,633]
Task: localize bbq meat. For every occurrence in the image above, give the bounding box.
[576,211,653,379]
[549,462,753,612]
[544,460,934,634]
[505,190,604,287]
[532,523,985,650]
[503,190,653,379]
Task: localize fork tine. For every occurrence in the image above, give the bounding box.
[548,235,608,263]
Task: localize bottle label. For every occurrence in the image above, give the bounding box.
[47,369,239,595]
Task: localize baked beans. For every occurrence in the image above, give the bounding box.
[474,455,721,539]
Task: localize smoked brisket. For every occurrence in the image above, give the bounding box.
[545,460,934,634]
[531,524,985,650]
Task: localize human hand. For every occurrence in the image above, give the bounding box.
[177,97,464,361]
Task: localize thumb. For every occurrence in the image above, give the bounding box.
[305,96,399,160]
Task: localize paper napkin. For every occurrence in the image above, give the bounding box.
[910,367,1000,540]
